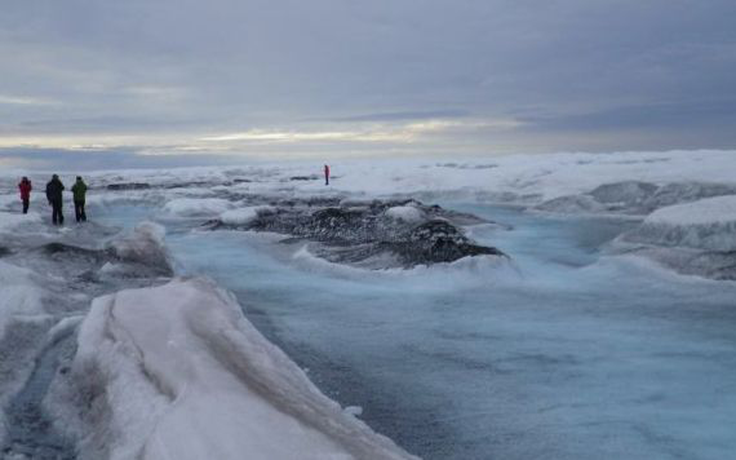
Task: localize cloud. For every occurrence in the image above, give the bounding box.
[198,118,522,146]
[522,99,736,133]
[0,147,246,171]
[0,0,734,166]
[325,110,471,123]
[0,94,57,106]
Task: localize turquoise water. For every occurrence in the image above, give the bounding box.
[96,203,736,460]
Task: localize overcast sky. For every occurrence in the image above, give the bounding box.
[1,0,735,169]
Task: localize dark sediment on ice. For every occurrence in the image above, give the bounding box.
[205,198,506,269]
[105,182,151,191]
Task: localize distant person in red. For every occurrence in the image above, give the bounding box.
[18,177,32,214]
[324,164,330,186]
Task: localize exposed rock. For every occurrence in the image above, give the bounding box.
[163,181,220,189]
[436,162,498,170]
[106,182,151,191]
[289,175,320,181]
[205,199,506,269]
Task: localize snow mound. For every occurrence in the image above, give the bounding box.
[535,195,606,214]
[108,222,173,276]
[647,195,736,226]
[384,205,425,223]
[70,278,415,460]
[219,206,274,225]
[536,180,736,216]
[163,198,233,217]
[0,261,45,339]
[0,261,49,446]
[645,182,736,210]
[589,181,658,206]
[622,195,736,251]
[0,211,43,233]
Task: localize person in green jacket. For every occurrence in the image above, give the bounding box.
[71,176,88,223]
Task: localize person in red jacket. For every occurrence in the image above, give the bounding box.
[324,164,330,186]
[18,177,32,214]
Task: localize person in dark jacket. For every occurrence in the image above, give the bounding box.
[324,164,330,186]
[45,174,65,225]
[71,176,88,223]
[18,177,32,214]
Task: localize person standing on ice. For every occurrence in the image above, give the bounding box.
[45,174,65,225]
[324,164,330,186]
[18,177,32,214]
[71,176,88,223]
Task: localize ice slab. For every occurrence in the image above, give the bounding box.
[71,278,416,460]
[623,195,736,251]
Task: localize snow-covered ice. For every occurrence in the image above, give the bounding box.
[68,278,415,460]
[0,211,43,233]
[1,149,736,459]
[648,194,736,226]
[219,205,274,225]
[384,205,425,223]
[622,195,736,251]
[162,197,234,217]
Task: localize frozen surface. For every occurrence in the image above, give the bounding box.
[162,198,233,217]
[1,150,736,459]
[621,196,736,252]
[3,150,735,208]
[537,180,736,216]
[647,195,736,226]
[219,205,273,225]
[0,211,43,233]
[69,278,415,460]
[0,261,48,442]
[384,205,425,223]
[0,262,45,335]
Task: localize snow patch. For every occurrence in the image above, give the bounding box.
[622,195,736,252]
[0,211,43,233]
[163,198,233,217]
[0,261,46,338]
[646,195,736,226]
[109,222,173,276]
[219,205,274,225]
[384,205,425,223]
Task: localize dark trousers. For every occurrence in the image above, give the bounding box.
[51,200,64,225]
[325,176,329,185]
[74,200,87,222]
[22,199,29,214]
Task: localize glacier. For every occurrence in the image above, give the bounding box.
[1,150,735,459]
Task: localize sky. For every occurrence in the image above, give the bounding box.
[1,0,735,169]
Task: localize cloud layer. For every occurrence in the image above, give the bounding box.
[1,0,735,168]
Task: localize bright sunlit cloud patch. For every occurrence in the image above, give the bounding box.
[198,118,523,146]
[0,94,58,106]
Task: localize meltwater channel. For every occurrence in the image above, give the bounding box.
[96,203,736,460]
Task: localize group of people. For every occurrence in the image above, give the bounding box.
[18,175,89,225]
[16,165,327,225]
